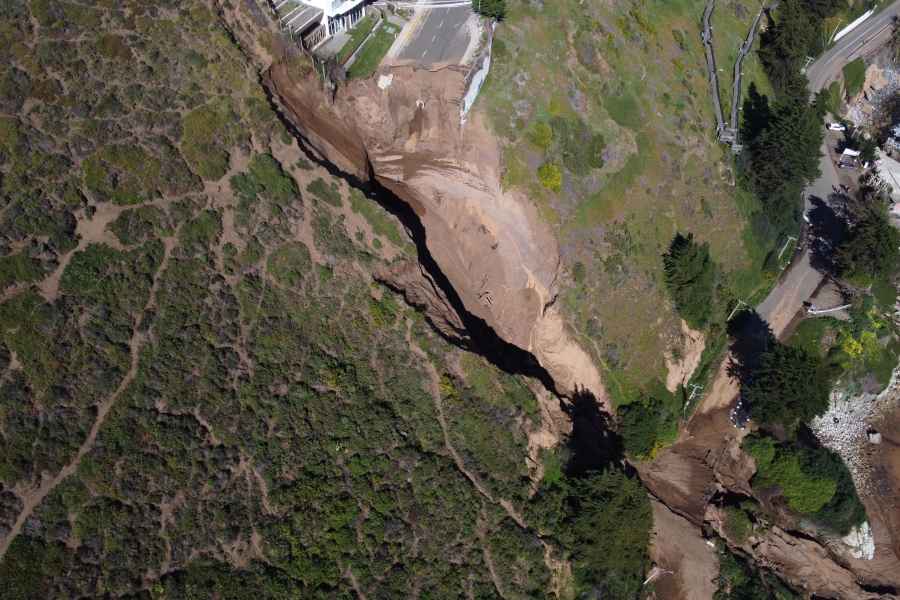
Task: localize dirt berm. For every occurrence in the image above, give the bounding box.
[263,62,608,408]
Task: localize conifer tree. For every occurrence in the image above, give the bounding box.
[663,233,715,329]
[472,0,506,20]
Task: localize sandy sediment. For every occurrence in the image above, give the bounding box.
[262,62,609,409]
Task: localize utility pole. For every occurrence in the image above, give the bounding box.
[828,19,843,44]
[727,299,748,321]
[684,384,707,420]
[777,235,797,260]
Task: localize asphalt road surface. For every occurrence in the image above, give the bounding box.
[393,6,471,69]
[807,3,900,93]
[697,4,900,415]
[750,5,900,337]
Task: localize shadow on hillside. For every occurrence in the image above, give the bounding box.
[726,309,775,383]
[562,388,624,477]
[268,80,629,476]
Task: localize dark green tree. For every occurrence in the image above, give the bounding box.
[663,233,715,329]
[745,96,822,231]
[472,0,506,20]
[744,342,837,427]
[835,197,900,279]
[616,399,662,458]
[567,470,653,597]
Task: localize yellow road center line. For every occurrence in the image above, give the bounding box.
[403,4,428,45]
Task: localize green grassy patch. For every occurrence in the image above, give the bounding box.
[340,15,375,61]
[843,57,866,98]
[824,80,841,114]
[347,19,393,79]
[348,187,408,251]
[306,177,342,207]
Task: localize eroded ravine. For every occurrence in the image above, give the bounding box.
[262,62,609,411]
[261,59,900,599]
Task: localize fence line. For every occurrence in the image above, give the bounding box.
[703,0,780,154]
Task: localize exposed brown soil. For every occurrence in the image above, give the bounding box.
[263,62,610,409]
[259,50,900,599]
[647,497,719,600]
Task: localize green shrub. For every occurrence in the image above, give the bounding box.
[723,506,753,544]
[348,187,407,250]
[743,431,867,534]
[547,116,605,175]
[616,399,663,459]
[181,103,232,181]
[367,294,399,328]
[0,536,71,600]
[548,98,560,115]
[267,242,311,286]
[0,253,45,289]
[534,123,552,148]
[537,163,562,191]
[306,178,342,207]
[572,261,586,283]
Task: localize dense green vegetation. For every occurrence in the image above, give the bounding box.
[743,431,866,534]
[743,342,836,427]
[714,549,799,600]
[741,0,848,250]
[0,2,655,598]
[616,397,678,460]
[663,232,715,329]
[566,470,652,597]
[835,194,900,284]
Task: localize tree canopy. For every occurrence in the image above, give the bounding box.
[835,196,900,280]
[472,0,506,20]
[663,233,715,329]
[744,342,836,427]
[567,470,653,597]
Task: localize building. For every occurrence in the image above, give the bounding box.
[274,0,366,49]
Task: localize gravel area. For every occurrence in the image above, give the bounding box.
[847,67,900,127]
[811,367,900,496]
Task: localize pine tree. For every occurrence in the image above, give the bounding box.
[745,343,836,427]
[835,197,900,278]
[472,0,506,20]
[663,233,715,330]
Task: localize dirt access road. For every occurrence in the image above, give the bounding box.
[641,10,900,596]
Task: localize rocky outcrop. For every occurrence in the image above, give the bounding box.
[262,62,609,407]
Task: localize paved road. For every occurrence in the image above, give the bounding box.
[392,6,471,69]
[807,3,900,92]
[695,5,900,417]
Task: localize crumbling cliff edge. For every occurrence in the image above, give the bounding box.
[263,62,608,407]
[263,61,900,599]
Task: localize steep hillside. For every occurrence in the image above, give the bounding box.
[0,1,650,598]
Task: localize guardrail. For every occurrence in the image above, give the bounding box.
[703,0,780,154]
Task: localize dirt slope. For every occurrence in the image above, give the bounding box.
[263,62,609,408]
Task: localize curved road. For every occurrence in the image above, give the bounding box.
[807,3,900,93]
